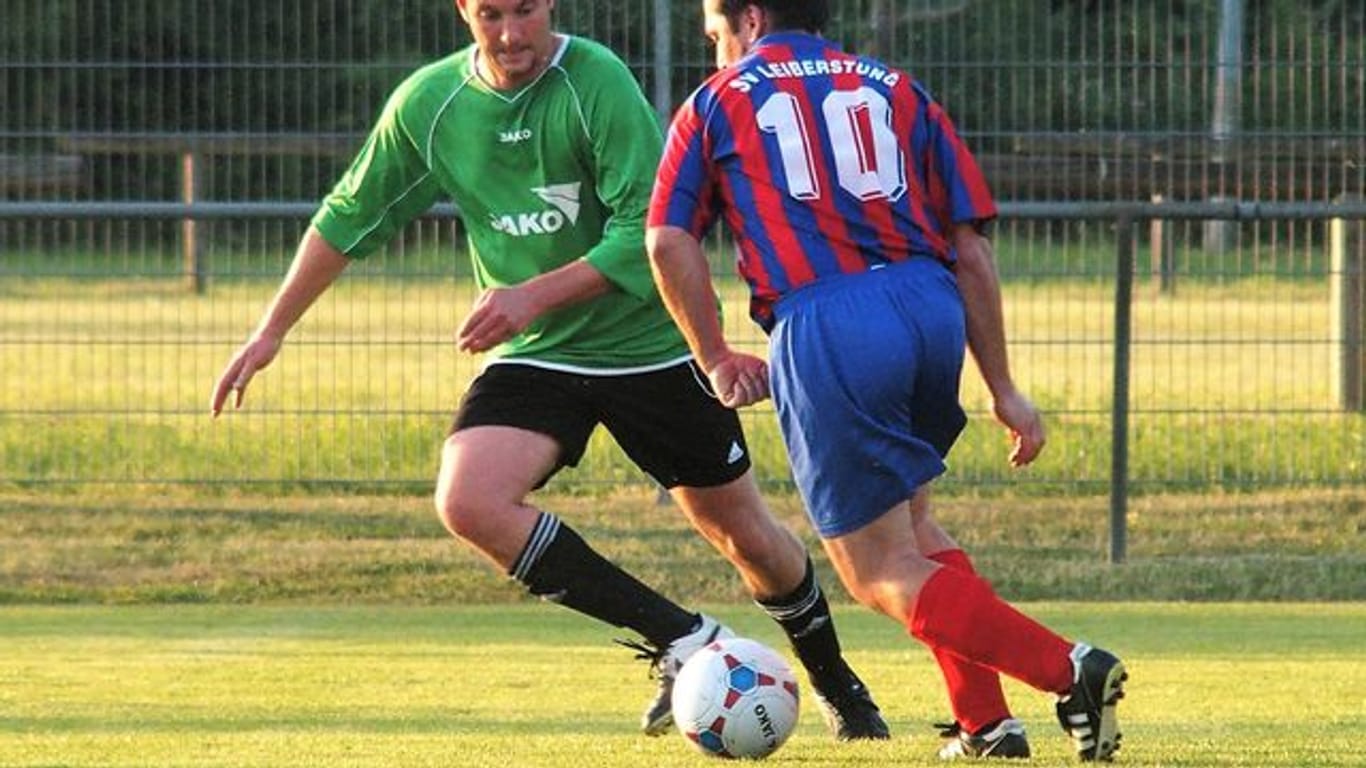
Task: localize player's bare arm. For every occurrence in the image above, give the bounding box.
[210,227,350,416]
[456,258,613,353]
[647,225,769,408]
[951,223,1045,466]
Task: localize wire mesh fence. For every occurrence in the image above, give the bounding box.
[1,0,1362,496]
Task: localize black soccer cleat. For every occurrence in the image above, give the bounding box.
[936,718,1032,760]
[1055,643,1127,761]
[810,664,891,741]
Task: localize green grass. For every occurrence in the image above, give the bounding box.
[1,602,1362,767]
[1,267,1361,493]
[0,467,1360,764]
[1,487,1361,604]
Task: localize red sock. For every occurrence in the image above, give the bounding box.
[928,550,1011,732]
[910,564,1074,696]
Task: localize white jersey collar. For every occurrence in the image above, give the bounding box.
[474,34,570,104]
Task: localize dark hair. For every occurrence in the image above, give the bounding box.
[719,0,829,33]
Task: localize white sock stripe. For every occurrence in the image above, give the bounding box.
[510,513,562,582]
[759,582,822,622]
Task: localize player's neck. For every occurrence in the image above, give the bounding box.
[474,34,562,91]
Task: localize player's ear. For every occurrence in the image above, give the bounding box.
[454,0,470,23]
[742,4,769,43]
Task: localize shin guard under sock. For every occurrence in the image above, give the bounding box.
[910,565,1074,696]
[511,512,697,648]
[755,558,846,685]
[927,550,1012,732]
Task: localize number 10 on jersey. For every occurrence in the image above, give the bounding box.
[755,86,907,204]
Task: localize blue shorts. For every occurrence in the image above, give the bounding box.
[769,257,968,538]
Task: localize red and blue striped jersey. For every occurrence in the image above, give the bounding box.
[648,32,996,329]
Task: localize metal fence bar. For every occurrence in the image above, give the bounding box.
[5,200,1366,221]
[1331,196,1366,411]
[1000,201,1366,222]
[1111,217,1136,565]
[0,202,459,219]
[650,0,672,121]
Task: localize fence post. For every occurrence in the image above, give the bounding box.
[1150,193,1175,295]
[1110,217,1136,565]
[181,150,206,294]
[1205,0,1244,255]
[1330,195,1364,412]
[651,0,672,122]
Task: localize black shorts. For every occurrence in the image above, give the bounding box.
[450,360,752,489]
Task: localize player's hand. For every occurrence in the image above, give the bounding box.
[457,287,538,353]
[707,351,770,409]
[992,388,1046,467]
[210,333,282,417]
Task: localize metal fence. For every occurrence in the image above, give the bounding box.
[2,1,1363,513]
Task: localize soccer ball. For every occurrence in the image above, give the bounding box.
[671,637,801,759]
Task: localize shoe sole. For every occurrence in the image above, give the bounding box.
[814,695,890,741]
[643,712,673,737]
[1088,662,1127,761]
[938,738,1030,760]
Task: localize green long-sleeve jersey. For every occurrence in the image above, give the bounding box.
[312,35,693,370]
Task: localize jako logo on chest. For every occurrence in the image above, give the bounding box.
[499,128,533,144]
[488,182,582,238]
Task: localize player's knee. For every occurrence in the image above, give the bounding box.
[863,580,914,621]
[432,485,461,535]
[433,467,489,541]
[433,487,492,542]
[434,438,480,536]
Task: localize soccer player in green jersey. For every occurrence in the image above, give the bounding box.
[210,0,886,741]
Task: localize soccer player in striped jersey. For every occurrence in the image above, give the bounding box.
[209,0,887,742]
[648,0,1128,761]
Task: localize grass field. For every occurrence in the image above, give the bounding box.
[2,267,1361,493]
[2,241,1362,763]
[0,229,1360,491]
[2,603,1363,767]
[1,487,1362,604]
[0,485,1361,764]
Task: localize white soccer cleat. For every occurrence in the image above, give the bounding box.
[627,614,735,736]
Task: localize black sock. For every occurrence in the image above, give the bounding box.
[756,557,847,686]
[510,512,697,648]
